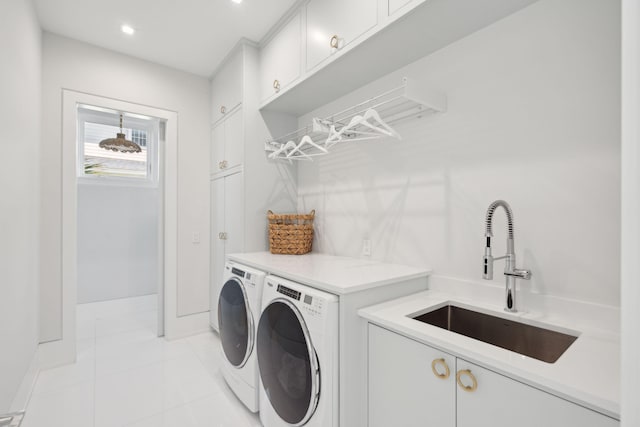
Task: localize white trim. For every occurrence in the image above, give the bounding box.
[9,350,39,412]
[258,0,308,48]
[76,106,159,186]
[44,90,182,367]
[621,1,639,426]
[209,38,258,81]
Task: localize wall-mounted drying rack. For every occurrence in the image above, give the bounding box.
[264,77,447,161]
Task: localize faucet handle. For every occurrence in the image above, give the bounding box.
[483,255,493,280]
[505,269,531,280]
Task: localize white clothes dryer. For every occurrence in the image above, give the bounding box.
[218,261,266,412]
[257,275,339,427]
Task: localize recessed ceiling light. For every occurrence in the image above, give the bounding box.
[121,25,135,35]
[231,0,242,4]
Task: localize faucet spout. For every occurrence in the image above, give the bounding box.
[482,200,531,312]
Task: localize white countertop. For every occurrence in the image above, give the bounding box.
[359,284,620,419]
[227,252,431,295]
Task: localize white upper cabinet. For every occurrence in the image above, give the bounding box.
[210,120,225,174]
[259,12,302,103]
[211,48,243,123]
[259,0,537,115]
[388,0,415,16]
[210,107,243,174]
[224,107,243,170]
[305,0,377,72]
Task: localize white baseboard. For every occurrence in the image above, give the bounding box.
[37,338,76,371]
[9,350,39,412]
[164,311,210,341]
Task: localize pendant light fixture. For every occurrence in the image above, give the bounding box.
[99,113,142,153]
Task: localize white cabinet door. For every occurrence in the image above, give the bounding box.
[211,48,243,123]
[210,108,243,174]
[259,12,302,103]
[388,0,414,16]
[210,171,245,332]
[223,171,244,256]
[368,324,455,427]
[210,177,225,331]
[306,0,377,71]
[224,108,243,170]
[210,121,225,174]
[456,360,619,427]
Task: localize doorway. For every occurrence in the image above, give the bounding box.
[38,90,179,368]
[75,103,164,340]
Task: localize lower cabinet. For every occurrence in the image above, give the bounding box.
[369,323,455,427]
[367,324,618,427]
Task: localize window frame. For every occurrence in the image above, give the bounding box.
[76,105,159,187]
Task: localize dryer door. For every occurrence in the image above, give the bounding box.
[218,277,254,368]
[257,299,320,426]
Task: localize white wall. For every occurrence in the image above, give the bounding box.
[77,183,158,303]
[41,33,210,342]
[0,0,41,412]
[297,0,620,307]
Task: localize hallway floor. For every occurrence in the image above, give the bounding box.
[22,295,261,427]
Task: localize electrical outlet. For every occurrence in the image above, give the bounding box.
[192,232,201,244]
[362,239,372,256]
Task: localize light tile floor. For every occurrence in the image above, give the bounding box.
[22,295,261,427]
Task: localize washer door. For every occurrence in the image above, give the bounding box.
[218,277,254,368]
[257,299,320,426]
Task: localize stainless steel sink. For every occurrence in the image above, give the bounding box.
[412,305,578,363]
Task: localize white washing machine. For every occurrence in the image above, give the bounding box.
[257,275,339,427]
[218,261,266,412]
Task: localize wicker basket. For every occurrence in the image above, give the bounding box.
[267,210,315,255]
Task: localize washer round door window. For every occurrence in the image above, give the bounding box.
[257,299,320,426]
[218,278,254,368]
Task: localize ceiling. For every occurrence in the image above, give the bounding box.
[33,0,299,77]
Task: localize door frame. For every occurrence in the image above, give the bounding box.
[621,1,639,425]
[38,90,178,367]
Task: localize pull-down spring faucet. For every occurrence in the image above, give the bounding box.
[483,200,531,312]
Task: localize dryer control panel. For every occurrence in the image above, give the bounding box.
[302,293,325,317]
[276,284,325,317]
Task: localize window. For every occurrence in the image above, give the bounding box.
[77,104,159,183]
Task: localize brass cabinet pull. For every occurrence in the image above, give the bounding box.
[273,79,281,93]
[431,358,450,380]
[219,232,227,240]
[220,105,226,114]
[456,369,478,392]
[219,160,228,169]
[330,34,339,49]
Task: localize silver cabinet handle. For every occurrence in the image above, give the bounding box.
[218,160,228,170]
[273,79,281,93]
[220,105,226,114]
[219,232,227,240]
